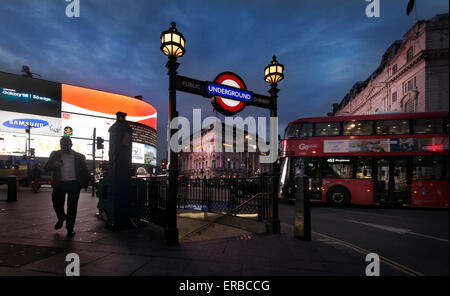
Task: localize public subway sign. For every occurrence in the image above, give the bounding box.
[209,72,251,115]
[206,83,252,102]
[174,72,267,116]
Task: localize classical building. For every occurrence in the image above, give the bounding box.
[178,122,271,178]
[331,13,448,116]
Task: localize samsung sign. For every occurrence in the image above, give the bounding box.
[3,118,49,129]
[207,83,252,102]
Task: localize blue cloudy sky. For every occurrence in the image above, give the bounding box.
[0,0,448,161]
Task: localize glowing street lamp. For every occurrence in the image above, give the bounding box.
[160,22,186,58]
[264,56,284,84]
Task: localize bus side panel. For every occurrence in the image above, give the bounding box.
[410,180,449,208]
[322,179,374,205]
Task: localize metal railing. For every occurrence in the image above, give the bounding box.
[130,176,273,225]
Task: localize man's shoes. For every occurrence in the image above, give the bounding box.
[54,218,66,230]
[67,230,76,237]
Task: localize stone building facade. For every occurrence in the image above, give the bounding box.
[331,14,448,116]
[178,123,271,178]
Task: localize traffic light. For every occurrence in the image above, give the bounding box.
[30,148,35,159]
[161,160,167,170]
[96,137,104,149]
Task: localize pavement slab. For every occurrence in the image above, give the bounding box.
[0,188,408,276]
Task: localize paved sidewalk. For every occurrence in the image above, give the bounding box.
[0,186,406,276]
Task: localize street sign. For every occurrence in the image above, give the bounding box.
[210,72,249,115]
[174,75,206,97]
[206,82,252,102]
[174,72,272,113]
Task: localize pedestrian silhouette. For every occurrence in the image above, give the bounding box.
[44,137,89,236]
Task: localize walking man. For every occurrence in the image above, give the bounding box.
[45,137,89,236]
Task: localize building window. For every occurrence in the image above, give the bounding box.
[404,99,415,112]
[403,77,416,95]
[212,159,216,168]
[406,47,414,62]
[392,91,397,102]
[392,64,398,74]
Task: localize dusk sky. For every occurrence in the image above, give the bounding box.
[0,0,448,162]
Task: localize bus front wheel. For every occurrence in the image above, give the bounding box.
[326,187,350,207]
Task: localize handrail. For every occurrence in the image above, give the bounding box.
[180,192,270,240]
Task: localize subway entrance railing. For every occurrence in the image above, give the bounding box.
[126,176,273,228]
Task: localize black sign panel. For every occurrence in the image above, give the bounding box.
[250,93,272,109]
[174,75,207,97]
[0,71,61,118]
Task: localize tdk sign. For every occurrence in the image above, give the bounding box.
[3,118,49,129]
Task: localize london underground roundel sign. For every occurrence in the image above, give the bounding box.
[209,72,251,116]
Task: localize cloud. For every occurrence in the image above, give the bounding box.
[0,0,448,162]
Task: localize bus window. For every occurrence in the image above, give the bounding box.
[286,123,314,138]
[376,119,409,135]
[323,158,353,179]
[356,157,372,179]
[413,118,443,134]
[413,156,443,180]
[285,124,300,138]
[315,122,340,136]
[344,121,373,136]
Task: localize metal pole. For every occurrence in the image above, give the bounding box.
[166,55,180,245]
[26,126,31,186]
[92,128,96,197]
[269,83,280,234]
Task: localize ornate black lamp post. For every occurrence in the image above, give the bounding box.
[264,55,284,234]
[160,22,186,245]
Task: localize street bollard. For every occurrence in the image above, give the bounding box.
[7,175,18,202]
[294,175,311,241]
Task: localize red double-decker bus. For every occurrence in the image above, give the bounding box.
[279,112,449,208]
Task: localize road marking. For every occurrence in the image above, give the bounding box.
[347,220,449,243]
[314,231,424,276]
[283,222,424,275]
[405,231,449,243]
[342,210,396,218]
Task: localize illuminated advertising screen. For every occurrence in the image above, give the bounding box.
[0,110,61,136]
[60,84,157,165]
[0,72,61,117]
[0,72,157,165]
